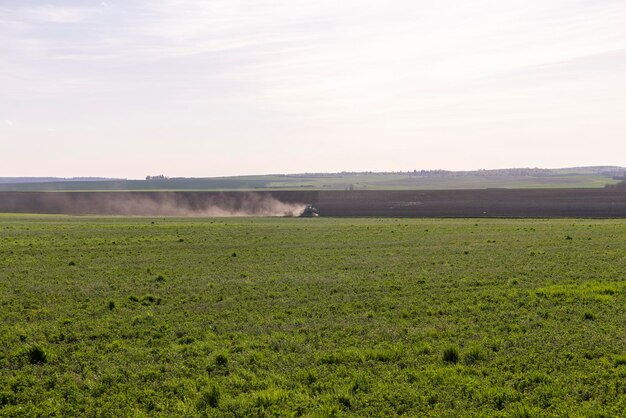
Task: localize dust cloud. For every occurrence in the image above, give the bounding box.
[89,193,307,217]
[1,192,308,217]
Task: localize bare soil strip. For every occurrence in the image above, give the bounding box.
[1,189,626,217]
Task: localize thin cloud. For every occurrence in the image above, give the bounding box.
[0,0,625,176]
[9,5,100,24]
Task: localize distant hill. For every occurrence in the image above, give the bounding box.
[0,177,121,184]
[0,167,624,191]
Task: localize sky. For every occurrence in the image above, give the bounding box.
[1,0,625,178]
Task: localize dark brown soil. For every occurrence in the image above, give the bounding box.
[1,189,626,217]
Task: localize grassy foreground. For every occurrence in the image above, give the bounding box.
[1,216,625,416]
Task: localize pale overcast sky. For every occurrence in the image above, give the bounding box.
[1,0,625,178]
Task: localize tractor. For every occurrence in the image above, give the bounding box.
[300,205,319,217]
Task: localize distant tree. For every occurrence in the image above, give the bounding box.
[606,180,626,188]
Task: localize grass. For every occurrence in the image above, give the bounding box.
[0,216,625,416]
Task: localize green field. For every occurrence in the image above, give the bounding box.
[0,171,622,192]
[1,216,625,416]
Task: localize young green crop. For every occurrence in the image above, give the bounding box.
[0,216,625,416]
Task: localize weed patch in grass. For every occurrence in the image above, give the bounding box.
[196,385,220,410]
[18,344,49,365]
[443,346,460,364]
